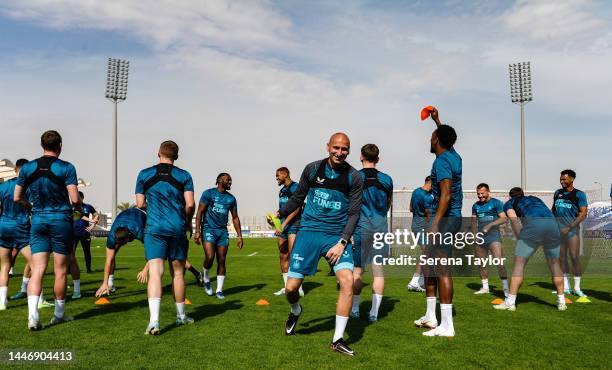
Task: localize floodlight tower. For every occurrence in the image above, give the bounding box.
[509,61,532,190]
[105,58,129,221]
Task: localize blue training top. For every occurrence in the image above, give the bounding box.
[430,148,462,217]
[17,156,77,217]
[472,198,504,232]
[552,188,588,228]
[200,188,237,230]
[503,195,554,228]
[410,187,433,232]
[107,208,146,248]
[356,168,392,231]
[135,163,193,237]
[0,178,30,225]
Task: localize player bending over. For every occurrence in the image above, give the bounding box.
[350,144,392,323]
[470,183,508,296]
[494,187,566,311]
[194,173,243,299]
[279,132,363,356]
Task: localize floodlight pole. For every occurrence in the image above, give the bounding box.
[520,102,526,190]
[509,61,532,191]
[112,100,118,221]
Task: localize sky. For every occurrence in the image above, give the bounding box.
[0,0,611,217]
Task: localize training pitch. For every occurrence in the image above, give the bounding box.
[2,238,611,369]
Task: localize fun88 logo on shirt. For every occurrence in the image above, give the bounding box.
[312,189,341,210]
[212,203,228,214]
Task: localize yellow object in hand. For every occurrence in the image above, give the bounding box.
[266,213,283,232]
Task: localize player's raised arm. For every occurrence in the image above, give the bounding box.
[505,208,522,237]
[430,107,442,128]
[96,247,117,297]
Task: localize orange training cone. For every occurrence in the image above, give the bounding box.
[95,297,111,305]
[256,299,270,306]
[491,298,505,305]
[185,298,192,305]
[565,297,573,304]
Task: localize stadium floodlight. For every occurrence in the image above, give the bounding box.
[509,61,532,190]
[105,58,130,221]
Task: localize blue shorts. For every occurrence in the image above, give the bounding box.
[516,220,560,259]
[280,224,299,240]
[30,214,73,255]
[560,226,579,242]
[0,220,30,250]
[353,229,389,268]
[203,228,229,247]
[425,216,462,257]
[288,230,354,278]
[479,230,502,247]
[144,233,188,261]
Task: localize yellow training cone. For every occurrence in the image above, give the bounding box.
[256,299,270,306]
[576,296,591,303]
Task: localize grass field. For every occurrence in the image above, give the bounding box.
[1,238,611,369]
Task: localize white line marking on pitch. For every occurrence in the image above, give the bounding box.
[248,252,258,257]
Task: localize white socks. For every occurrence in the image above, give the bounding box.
[440,304,454,332]
[73,280,81,294]
[282,273,288,287]
[0,286,7,306]
[54,299,65,318]
[506,293,516,306]
[482,279,489,290]
[502,279,509,291]
[28,295,40,320]
[216,275,225,293]
[148,297,161,324]
[21,277,29,293]
[370,293,382,318]
[203,268,210,283]
[557,294,565,304]
[352,295,360,312]
[175,301,186,319]
[109,275,115,288]
[563,274,570,291]
[573,276,581,291]
[425,296,436,321]
[333,315,348,342]
[290,302,301,315]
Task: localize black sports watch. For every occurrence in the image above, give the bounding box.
[339,238,348,247]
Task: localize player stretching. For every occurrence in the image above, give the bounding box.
[414,108,462,338]
[407,176,433,292]
[280,132,363,356]
[271,167,303,296]
[194,173,243,299]
[68,191,99,300]
[1,159,32,310]
[552,170,588,297]
[494,187,566,311]
[350,144,392,323]
[95,207,146,296]
[135,140,195,335]
[470,183,508,296]
[14,131,82,330]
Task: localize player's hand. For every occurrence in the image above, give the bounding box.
[429,221,439,235]
[194,232,201,245]
[237,237,244,250]
[266,218,274,227]
[274,230,282,237]
[137,270,148,284]
[482,225,490,234]
[430,107,439,121]
[560,226,570,235]
[325,242,345,265]
[95,283,109,297]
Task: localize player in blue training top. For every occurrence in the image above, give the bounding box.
[494,187,567,311]
[414,108,462,338]
[269,167,303,297]
[195,173,243,299]
[350,144,392,323]
[0,159,32,310]
[14,131,82,330]
[470,183,508,296]
[407,176,433,292]
[68,191,99,300]
[278,132,363,356]
[94,207,146,297]
[135,140,195,335]
[552,169,588,297]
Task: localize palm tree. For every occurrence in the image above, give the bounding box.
[117,202,135,212]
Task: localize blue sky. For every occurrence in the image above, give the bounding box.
[0,0,611,216]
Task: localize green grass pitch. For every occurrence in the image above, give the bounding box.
[1,238,611,369]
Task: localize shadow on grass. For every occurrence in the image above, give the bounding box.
[346,297,400,344]
[533,281,611,302]
[302,281,323,294]
[224,283,266,295]
[161,299,244,334]
[466,282,506,299]
[74,299,149,320]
